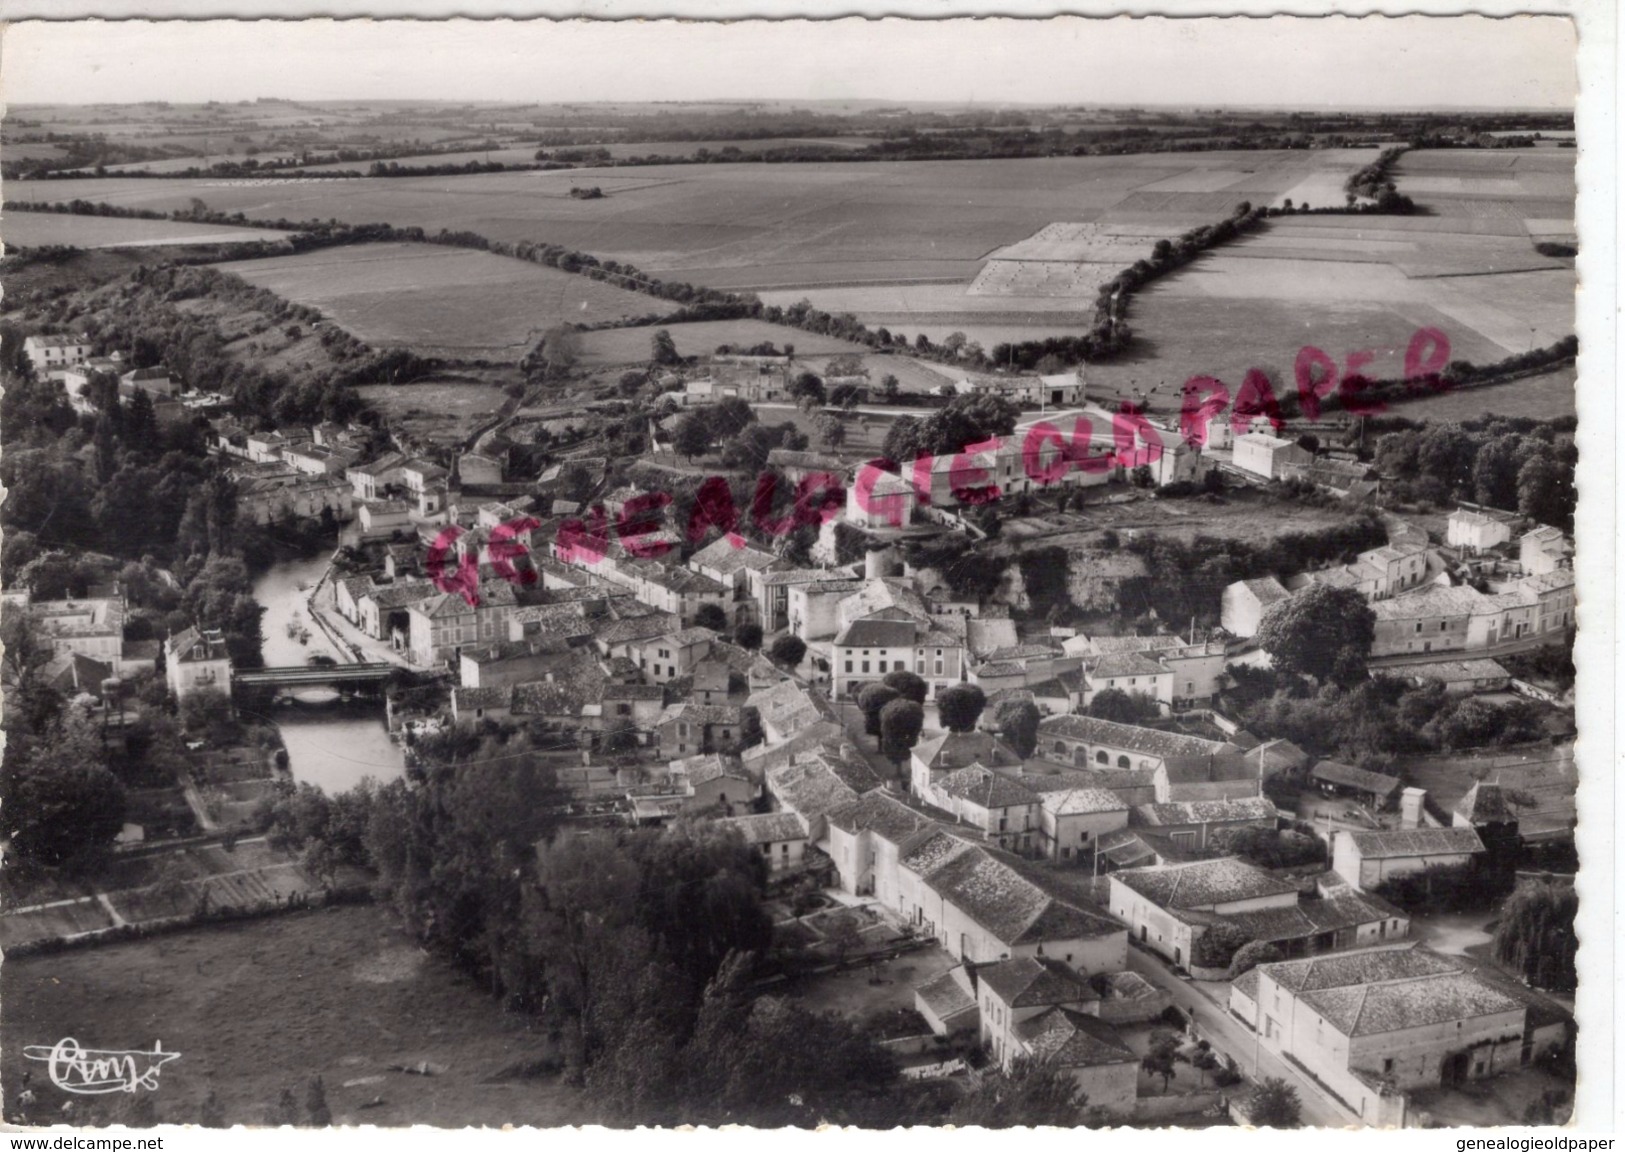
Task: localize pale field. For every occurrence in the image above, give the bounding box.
[218,241,673,357]
[20,149,1381,289]
[2,211,293,248]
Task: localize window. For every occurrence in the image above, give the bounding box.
[935,660,944,675]
[1439,621,1447,632]
[1096,751,1108,765]
[861,660,870,674]
[1383,1058,1394,1074]
[1054,741,1067,756]
[916,659,925,673]
[845,661,853,673]
[1415,623,1423,634]
[1117,755,1130,769]
[1062,847,1072,860]
[1080,830,1090,842]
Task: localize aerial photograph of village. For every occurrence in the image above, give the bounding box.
[0,14,1587,1133]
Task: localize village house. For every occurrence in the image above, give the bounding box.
[766,448,844,486]
[451,684,515,725]
[399,458,451,518]
[355,579,437,641]
[929,766,1043,855]
[1447,507,1517,554]
[1232,432,1313,480]
[629,562,728,624]
[347,453,408,502]
[909,729,1023,801]
[1220,576,1293,638]
[1238,946,1553,1126]
[237,472,354,525]
[164,626,233,702]
[1107,857,1301,968]
[657,701,742,759]
[22,333,93,372]
[687,535,782,622]
[1519,525,1572,576]
[405,583,518,668]
[1129,796,1278,853]
[845,469,919,529]
[457,452,504,486]
[29,593,128,667]
[765,756,865,842]
[1369,585,1487,657]
[670,752,757,813]
[119,365,179,399]
[1375,658,1512,695]
[628,626,716,684]
[1035,786,1131,863]
[1357,541,1431,598]
[599,683,668,740]
[282,442,357,477]
[356,499,414,539]
[718,811,809,872]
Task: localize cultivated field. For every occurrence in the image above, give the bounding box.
[1394,149,1576,231]
[2,211,293,249]
[217,242,674,359]
[25,150,1383,290]
[355,374,512,446]
[0,903,586,1128]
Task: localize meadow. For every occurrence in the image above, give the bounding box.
[2,211,293,248]
[217,241,674,359]
[355,374,513,445]
[1,903,586,1128]
[573,318,863,366]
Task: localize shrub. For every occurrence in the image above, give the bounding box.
[1228,941,1285,978]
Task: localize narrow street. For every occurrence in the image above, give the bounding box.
[1125,948,1363,1129]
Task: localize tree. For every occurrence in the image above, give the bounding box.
[935,683,987,734]
[1516,453,1576,531]
[815,414,846,449]
[0,717,127,871]
[993,698,1041,759]
[878,374,901,402]
[651,328,681,365]
[879,699,925,765]
[881,669,929,706]
[857,683,901,738]
[304,1076,331,1126]
[180,687,241,744]
[673,410,714,461]
[788,371,826,409]
[734,622,763,650]
[1492,882,1578,991]
[1228,940,1285,978]
[947,1058,1089,1127]
[1256,584,1376,684]
[1191,1047,1222,1089]
[1244,1077,1302,1128]
[768,634,807,669]
[693,603,728,633]
[1193,922,1251,969]
[1140,1034,1180,1093]
[1086,687,1160,725]
[540,325,581,374]
[738,706,764,751]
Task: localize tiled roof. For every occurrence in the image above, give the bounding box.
[899,829,981,876]
[1111,857,1299,909]
[689,535,782,576]
[914,968,978,1025]
[1384,658,1510,683]
[675,753,749,786]
[1039,714,1227,761]
[1370,585,1488,621]
[937,765,1039,810]
[1301,971,1524,1038]
[454,686,511,710]
[1231,969,1261,1003]
[839,578,930,625]
[1262,945,1460,994]
[1238,576,1292,604]
[1310,760,1402,797]
[1159,752,1259,787]
[1346,827,1485,859]
[1017,1008,1136,1068]
[835,617,920,649]
[1087,652,1169,680]
[1016,767,1160,795]
[599,613,682,645]
[920,847,1123,945]
[1132,797,1277,826]
[659,702,742,728]
[719,811,807,845]
[748,679,835,733]
[510,675,601,717]
[977,957,1098,1009]
[766,759,859,820]
[827,790,940,843]
[1039,787,1129,816]
[913,730,1022,772]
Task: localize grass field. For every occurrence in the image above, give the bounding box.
[0,903,586,1128]
[217,242,673,359]
[574,319,864,366]
[355,375,511,446]
[3,211,293,249]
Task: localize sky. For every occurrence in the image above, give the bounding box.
[0,15,1576,110]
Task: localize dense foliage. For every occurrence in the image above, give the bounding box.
[1491,882,1578,992]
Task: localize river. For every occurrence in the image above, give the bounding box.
[251,552,406,794]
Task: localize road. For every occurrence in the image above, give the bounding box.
[1125,947,1363,1129]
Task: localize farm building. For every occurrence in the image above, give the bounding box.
[1106,857,1300,968]
[1232,432,1312,480]
[1308,761,1403,810]
[1376,658,1512,695]
[1220,576,1292,638]
[1329,827,1486,892]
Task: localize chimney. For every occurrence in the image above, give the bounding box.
[1400,787,1426,829]
[864,547,888,581]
